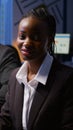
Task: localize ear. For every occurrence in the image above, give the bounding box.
[47,36,53,47]
[47,36,55,54]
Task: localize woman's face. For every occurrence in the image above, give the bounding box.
[17,16,49,61]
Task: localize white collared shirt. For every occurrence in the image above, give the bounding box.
[16,53,53,130]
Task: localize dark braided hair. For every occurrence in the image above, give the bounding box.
[20,4,56,54]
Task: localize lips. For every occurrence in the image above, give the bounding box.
[21,47,32,56]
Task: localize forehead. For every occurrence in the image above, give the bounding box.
[19,16,48,32]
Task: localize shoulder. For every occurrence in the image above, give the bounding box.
[0,44,13,51]
[0,44,19,55]
[0,44,17,58]
[0,44,21,63]
[10,67,20,78]
[53,57,73,71]
[8,67,20,89]
[51,58,73,81]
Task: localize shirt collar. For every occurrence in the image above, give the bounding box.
[16,53,53,85]
[34,53,53,85]
[16,61,28,84]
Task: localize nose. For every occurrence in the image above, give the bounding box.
[23,37,32,47]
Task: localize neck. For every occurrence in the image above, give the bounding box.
[27,53,47,81]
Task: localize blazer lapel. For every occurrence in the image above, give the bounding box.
[27,82,49,130]
[27,59,59,130]
[14,82,24,129]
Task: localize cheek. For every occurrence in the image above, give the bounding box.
[16,38,22,49]
[38,39,48,50]
[35,42,46,53]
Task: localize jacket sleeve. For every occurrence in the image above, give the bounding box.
[0,87,13,130]
[61,72,73,129]
[0,45,21,110]
[0,45,21,84]
[0,68,19,130]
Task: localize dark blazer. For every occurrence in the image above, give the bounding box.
[0,59,73,130]
[0,44,21,110]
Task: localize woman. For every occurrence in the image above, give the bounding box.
[0,5,73,130]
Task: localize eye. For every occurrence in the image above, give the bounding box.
[18,31,26,40]
[19,33,26,40]
[30,34,40,41]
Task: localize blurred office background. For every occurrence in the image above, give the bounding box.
[0,0,73,66]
